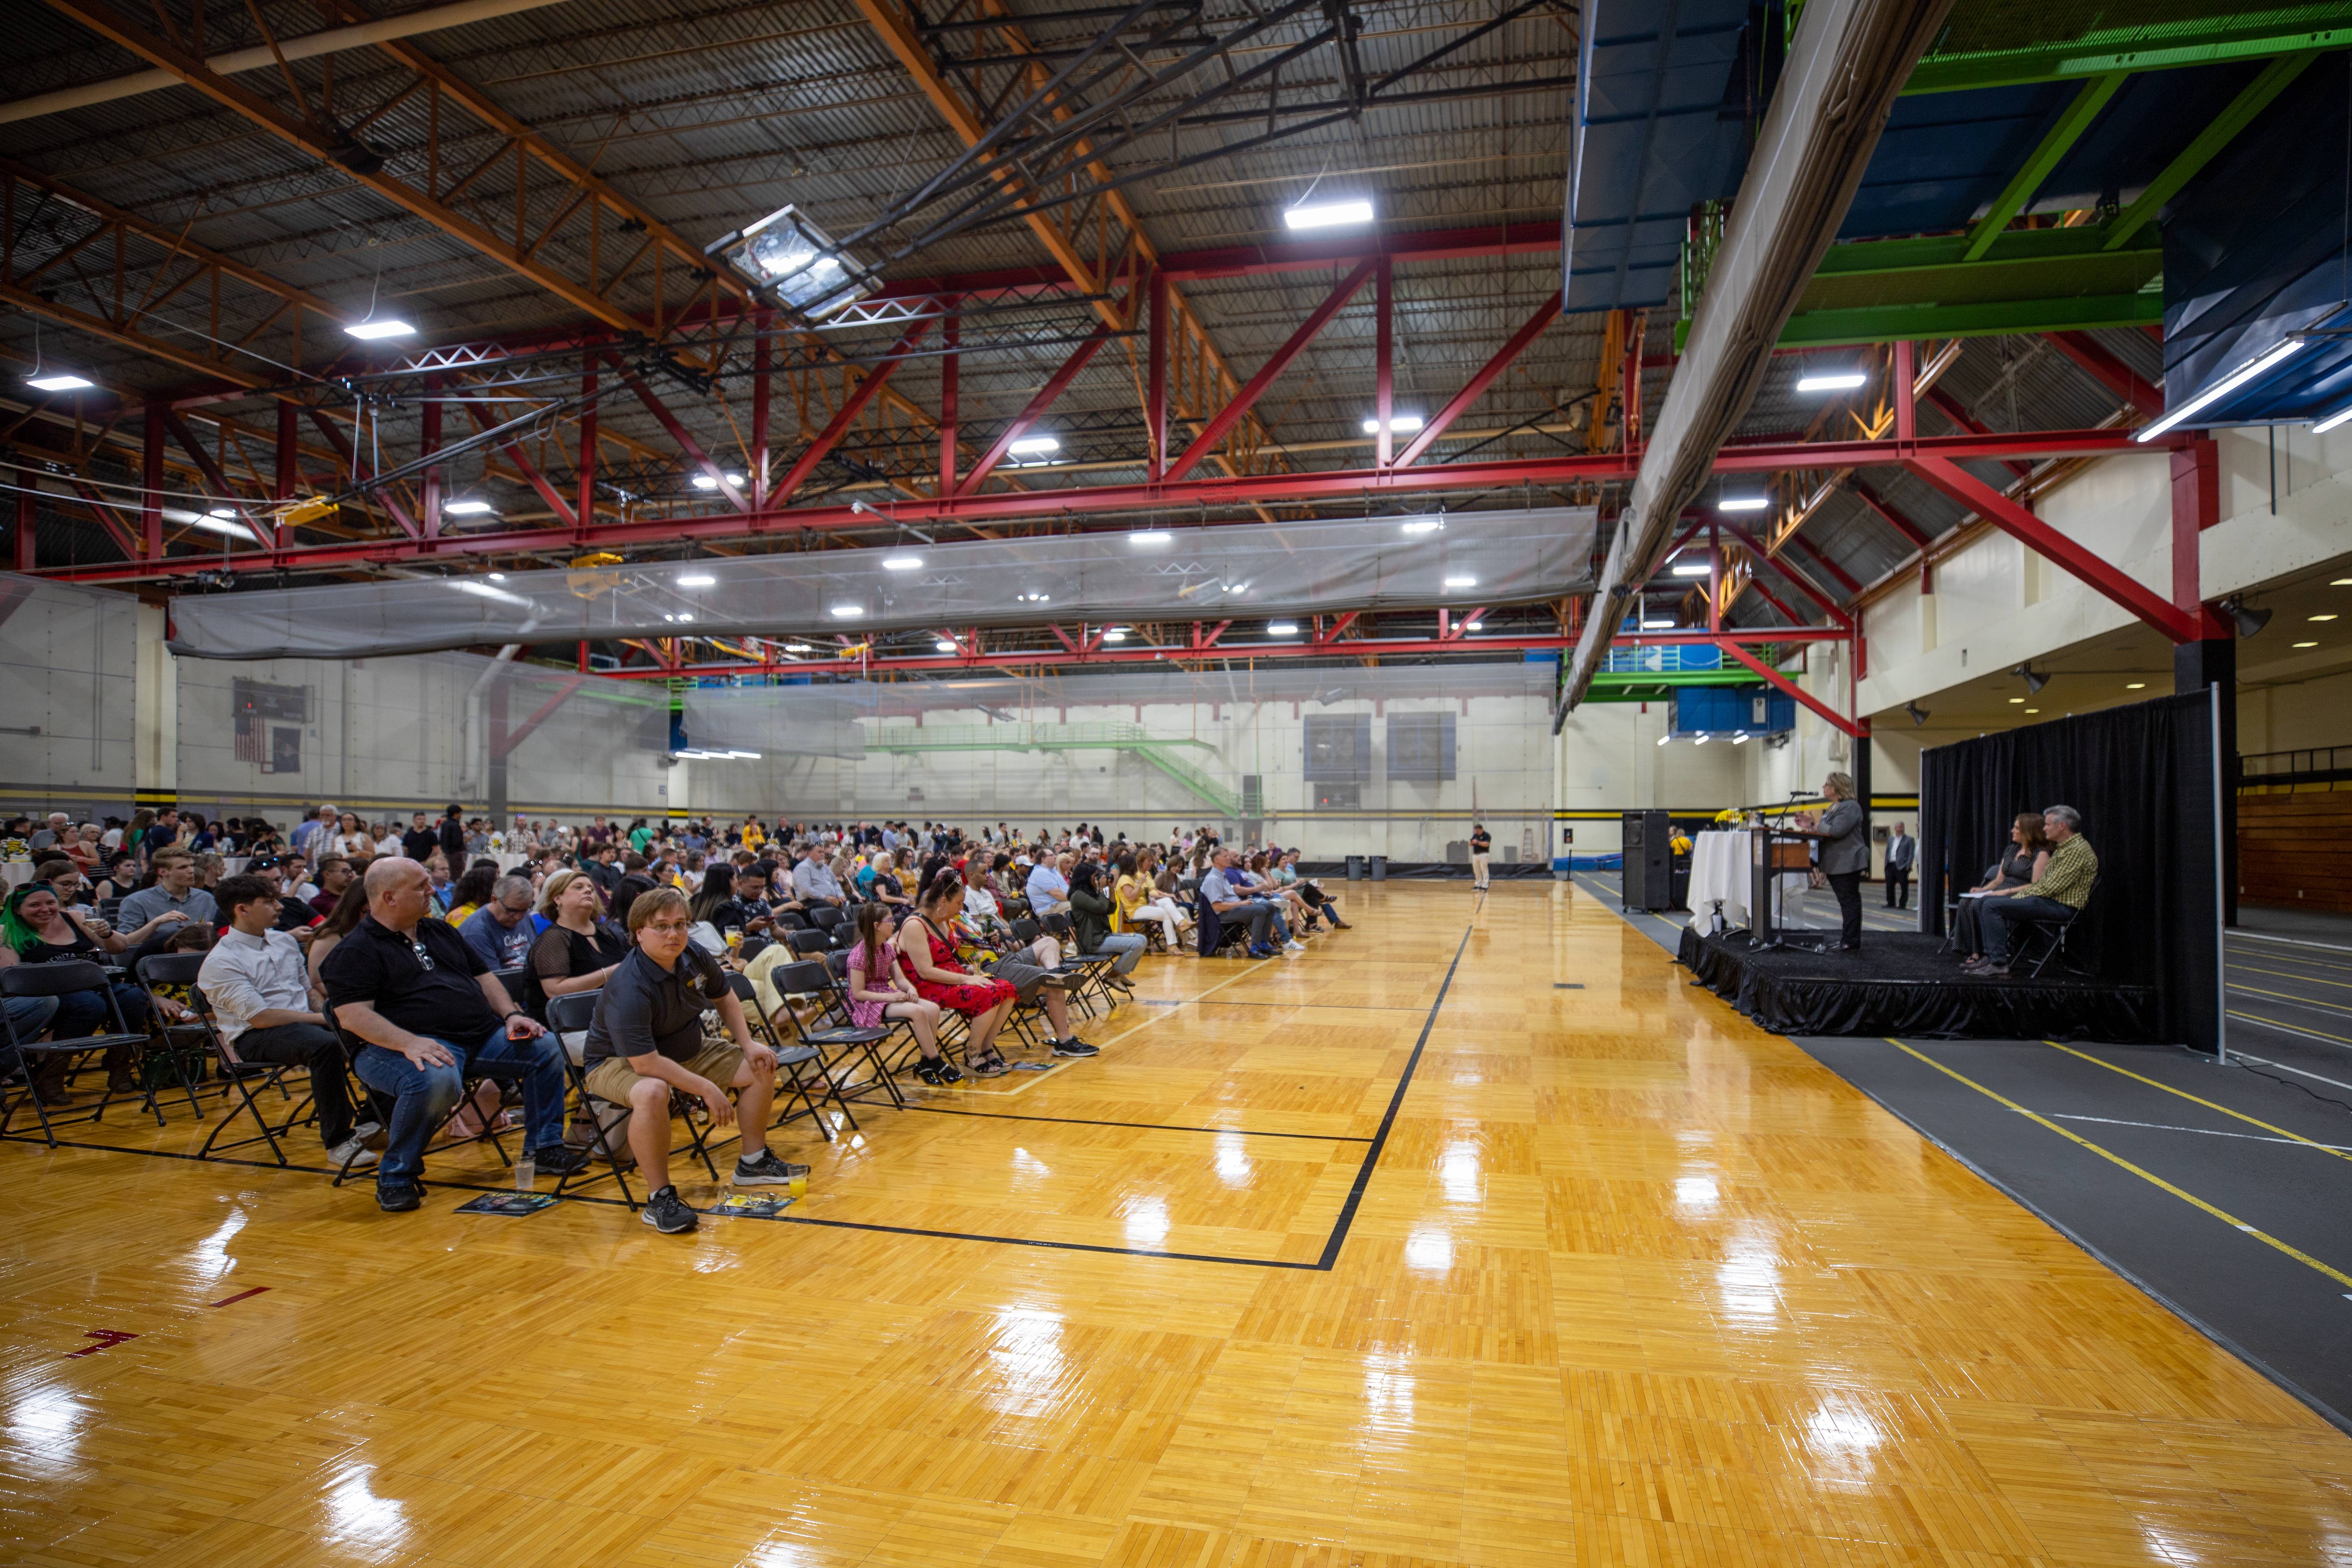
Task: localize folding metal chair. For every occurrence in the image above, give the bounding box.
[754,962,896,1123]
[807,905,851,948]
[0,961,158,1147]
[728,970,866,1127]
[135,953,312,1166]
[545,990,641,1208]
[125,952,213,1125]
[2016,876,2098,979]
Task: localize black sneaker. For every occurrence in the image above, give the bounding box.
[913,1057,964,1086]
[641,1185,698,1234]
[375,1181,422,1213]
[733,1149,811,1185]
[531,1144,592,1177]
[1051,1038,1100,1058]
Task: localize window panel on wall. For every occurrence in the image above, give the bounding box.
[1386,712,1456,781]
[1304,714,1371,781]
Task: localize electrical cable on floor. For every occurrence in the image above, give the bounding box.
[2168,1040,2352,1121]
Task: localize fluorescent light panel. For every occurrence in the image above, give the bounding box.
[1716,496,1768,512]
[26,373,93,391]
[2137,336,2305,441]
[1796,371,1866,392]
[1283,199,1374,230]
[1360,414,1424,434]
[344,319,413,340]
[1007,435,1059,455]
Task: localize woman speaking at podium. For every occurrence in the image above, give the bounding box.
[1790,772,1867,951]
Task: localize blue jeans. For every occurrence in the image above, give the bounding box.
[4,995,60,1046]
[52,982,148,1040]
[1095,932,1147,976]
[354,1025,567,1186]
[1981,895,2075,966]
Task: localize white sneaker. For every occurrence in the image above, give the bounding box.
[1283,940,1307,954]
[327,1134,379,1171]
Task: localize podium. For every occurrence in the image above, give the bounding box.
[1748,827,1818,949]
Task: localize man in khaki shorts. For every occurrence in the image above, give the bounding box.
[580,887,806,1233]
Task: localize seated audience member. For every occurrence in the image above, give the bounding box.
[526,868,630,1018]
[442,864,498,925]
[320,857,586,1211]
[1967,806,2099,977]
[841,903,959,1084]
[200,874,380,1171]
[686,865,767,949]
[245,857,325,934]
[423,853,456,913]
[1278,850,1351,929]
[582,841,623,903]
[306,880,373,989]
[1025,853,1071,916]
[958,859,1014,938]
[581,888,803,1235]
[609,854,660,925]
[309,856,357,920]
[866,851,913,910]
[1115,851,1188,949]
[792,842,848,908]
[0,882,157,1096]
[66,823,104,875]
[1241,851,1317,938]
[118,849,217,932]
[1066,861,1144,992]
[1955,812,2051,964]
[331,812,376,860]
[460,875,540,972]
[898,868,1095,1077]
[1200,847,1287,958]
[34,858,92,916]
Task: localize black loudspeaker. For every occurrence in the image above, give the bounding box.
[1621,810,1671,912]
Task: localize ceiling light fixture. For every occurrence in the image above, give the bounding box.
[935,639,957,653]
[1656,734,1672,746]
[1007,435,1059,456]
[1796,371,1867,392]
[1716,496,1768,512]
[1266,622,1299,635]
[2312,403,2352,435]
[1670,562,1711,577]
[343,318,414,340]
[881,552,924,571]
[785,642,814,652]
[1401,519,1445,535]
[442,499,495,517]
[2011,663,2050,694]
[487,573,507,582]
[1283,198,1374,230]
[1360,414,1424,434]
[1732,733,1750,744]
[26,371,94,392]
[1641,617,1674,629]
[1103,628,1127,642]
[2008,697,2025,704]
[1904,701,1930,726]
[1128,530,1171,545]
[2294,640,2319,648]
[705,202,878,321]
[2311,613,2340,622]
[2125,681,2145,689]
[829,604,864,618]
[678,573,716,587]
[2136,336,2306,441]
[1465,619,1483,630]
[1443,574,1477,589]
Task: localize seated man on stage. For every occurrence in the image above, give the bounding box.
[1966,805,2098,977]
[321,857,589,1211]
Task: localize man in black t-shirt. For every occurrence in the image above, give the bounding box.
[321,857,588,1212]
[1469,823,1492,892]
[581,887,802,1233]
[399,811,439,863]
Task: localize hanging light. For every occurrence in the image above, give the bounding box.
[443,499,496,517]
[1796,371,1867,392]
[1361,414,1424,434]
[1716,496,1768,512]
[1007,435,1059,456]
[881,552,924,571]
[1283,198,1374,230]
[2136,336,2306,441]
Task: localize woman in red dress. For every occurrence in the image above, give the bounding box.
[895,874,1021,1077]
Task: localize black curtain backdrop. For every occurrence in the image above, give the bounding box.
[1918,690,2220,1049]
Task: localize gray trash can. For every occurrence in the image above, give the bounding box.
[1369,855,1387,881]
[1345,854,1363,881]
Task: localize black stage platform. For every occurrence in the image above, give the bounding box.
[1676,928,2162,1041]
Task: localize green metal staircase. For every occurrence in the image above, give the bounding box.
[863,722,1244,816]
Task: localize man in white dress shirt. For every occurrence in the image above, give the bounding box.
[198,874,378,1170]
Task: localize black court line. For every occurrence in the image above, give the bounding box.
[905,1105,1373,1142]
[1188,999,1431,1012]
[9,925,1476,1272]
[0,1134,639,1208]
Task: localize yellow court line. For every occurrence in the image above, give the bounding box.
[2229,1009,2352,1047]
[2232,962,2352,993]
[2229,979,2352,1016]
[1884,1038,2352,1291]
[2039,1040,2352,1166]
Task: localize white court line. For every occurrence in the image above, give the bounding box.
[2228,929,2352,957]
[2039,1110,2352,1154]
[2232,1052,2352,1097]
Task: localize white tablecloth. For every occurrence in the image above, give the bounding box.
[1685,831,1750,931]
[1,861,33,890]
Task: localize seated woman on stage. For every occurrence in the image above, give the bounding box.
[1953,812,2051,964]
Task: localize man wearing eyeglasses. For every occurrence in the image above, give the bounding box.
[321,857,589,1212]
[582,886,803,1234]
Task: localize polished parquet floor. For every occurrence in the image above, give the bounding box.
[7,881,2352,1567]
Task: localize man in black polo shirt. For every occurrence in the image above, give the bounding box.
[583,842,623,904]
[321,857,588,1211]
[399,811,439,864]
[582,885,806,1233]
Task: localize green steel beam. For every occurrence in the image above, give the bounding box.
[2105,50,2321,249]
[1586,671,1761,702]
[1963,72,2128,261]
[1775,291,2163,348]
[1904,8,2352,94]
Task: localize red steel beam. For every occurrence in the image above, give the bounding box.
[1395,290,1562,467]
[12,470,33,571]
[2045,331,2163,419]
[957,324,1114,497]
[1847,477,1933,548]
[1905,454,2208,643]
[1923,387,2032,478]
[307,409,423,539]
[770,318,933,506]
[612,354,752,512]
[33,429,2156,584]
[464,401,577,529]
[1786,534,1862,597]
[1165,261,1374,483]
[1719,520,1851,628]
[1717,637,1859,737]
[155,405,268,540]
[491,676,587,758]
[57,476,142,560]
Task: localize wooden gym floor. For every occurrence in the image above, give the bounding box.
[6,881,2352,1567]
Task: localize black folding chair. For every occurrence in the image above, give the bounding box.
[545,990,641,1208]
[124,952,213,1125]
[786,929,832,959]
[134,953,313,1165]
[2016,876,2099,979]
[807,905,850,948]
[754,962,897,1121]
[0,961,157,1146]
[729,971,865,1127]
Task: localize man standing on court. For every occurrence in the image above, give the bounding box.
[1884,822,1915,909]
[1469,823,1492,892]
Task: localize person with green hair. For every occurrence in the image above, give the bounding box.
[1,882,153,1097]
